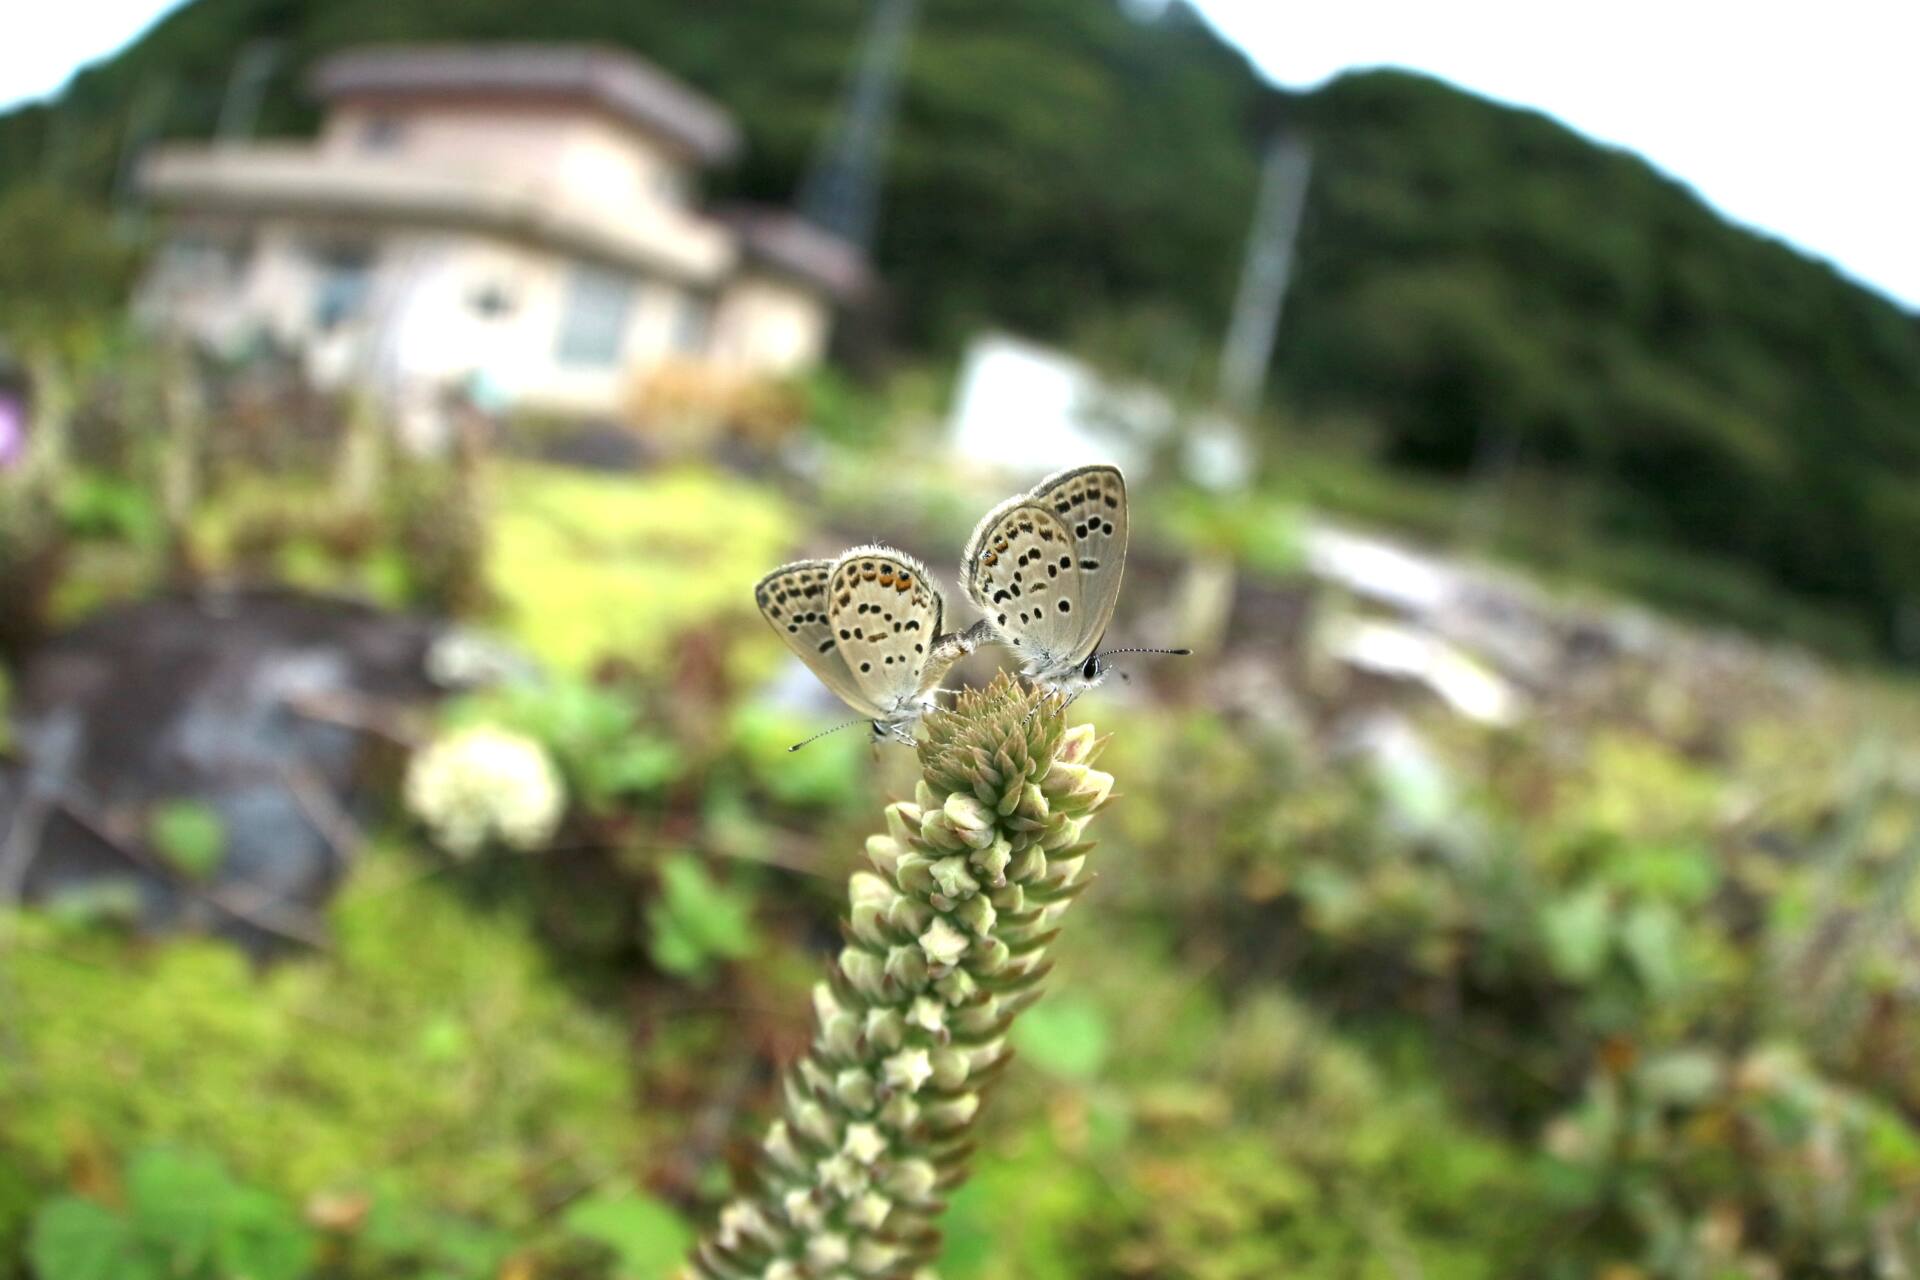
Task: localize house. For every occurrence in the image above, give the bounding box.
[136,44,869,419]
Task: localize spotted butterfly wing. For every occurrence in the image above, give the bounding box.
[826,546,948,713]
[963,465,1128,674]
[754,559,887,720]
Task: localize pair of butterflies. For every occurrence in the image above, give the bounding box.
[755,465,1185,747]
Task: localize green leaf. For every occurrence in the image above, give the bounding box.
[1603,842,1719,905]
[1540,883,1612,982]
[28,1198,159,1280]
[645,854,757,983]
[645,912,708,981]
[148,801,226,880]
[1637,1050,1722,1105]
[588,738,684,800]
[1011,997,1111,1082]
[359,1196,510,1275]
[1620,900,1685,996]
[212,1188,315,1280]
[127,1146,235,1271]
[562,1189,693,1280]
[414,1014,470,1064]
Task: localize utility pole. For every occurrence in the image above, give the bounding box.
[1217,132,1313,417]
[797,0,918,253]
[112,78,175,220]
[1172,132,1313,659]
[215,41,280,146]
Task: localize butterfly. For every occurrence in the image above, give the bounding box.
[755,545,977,748]
[960,464,1187,695]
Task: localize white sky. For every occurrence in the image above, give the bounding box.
[4,0,1916,309]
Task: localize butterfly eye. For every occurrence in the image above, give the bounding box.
[1082,654,1100,681]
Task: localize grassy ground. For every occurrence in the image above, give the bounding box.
[6,455,1920,1280]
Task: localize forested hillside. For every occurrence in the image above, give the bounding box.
[4,0,1918,652]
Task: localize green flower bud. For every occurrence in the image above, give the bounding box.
[1041,759,1088,799]
[815,983,863,1059]
[862,1008,904,1054]
[835,1068,876,1114]
[929,1047,970,1090]
[806,1231,851,1271]
[883,944,928,990]
[919,809,968,852]
[907,995,947,1036]
[929,855,981,901]
[935,967,978,1005]
[886,894,931,934]
[884,1158,938,1202]
[954,892,997,937]
[716,1199,762,1249]
[882,1047,934,1094]
[1057,722,1097,764]
[853,1239,904,1275]
[842,1122,888,1165]
[782,1186,824,1232]
[848,882,894,947]
[799,1056,832,1096]
[970,935,1011,974]
[894,853,937,898]
[839,948,888,1001]
[917,916,970,969]
[951,999,1005,1040]
[764,1121,804,1174]
[971,836,1013,887]
[791,1097,835,1147]
[1044,854,1088,891]
[884,803,921,848]
[879,1093,920,1133]
[864,833,905,878]
[816,1151,868,1198]
[1009,842,1048,882]
[1041,813,1088,851]
[923,1092,980,1130]
[942,791,996,841]
[846,1192,892,1232]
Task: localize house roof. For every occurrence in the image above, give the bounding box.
[312,44,741,165]
[721,206,873,303]
[140,145,736,285]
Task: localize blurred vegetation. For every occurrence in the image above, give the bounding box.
[5,1,1920,1273]
[5,0,1920,651]
[8,423,1920,1274]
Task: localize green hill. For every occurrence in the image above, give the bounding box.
[4,0,1919,653]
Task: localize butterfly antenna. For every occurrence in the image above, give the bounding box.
[788,718,870,752]
[1097,646,1195,658]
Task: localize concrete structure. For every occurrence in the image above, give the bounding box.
[138,45,869,419]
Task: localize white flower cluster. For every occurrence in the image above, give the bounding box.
[404,724,565,856]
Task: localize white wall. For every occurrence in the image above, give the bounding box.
[710,272,829,375]
[320,101,692,218]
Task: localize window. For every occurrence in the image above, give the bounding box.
[164,229,252,281]
[360,114,405,151]
[650,168,689,206]
[673,293,712,355]
[470,283,516,319]
[311,242,374,331]
[555,265,636,368]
